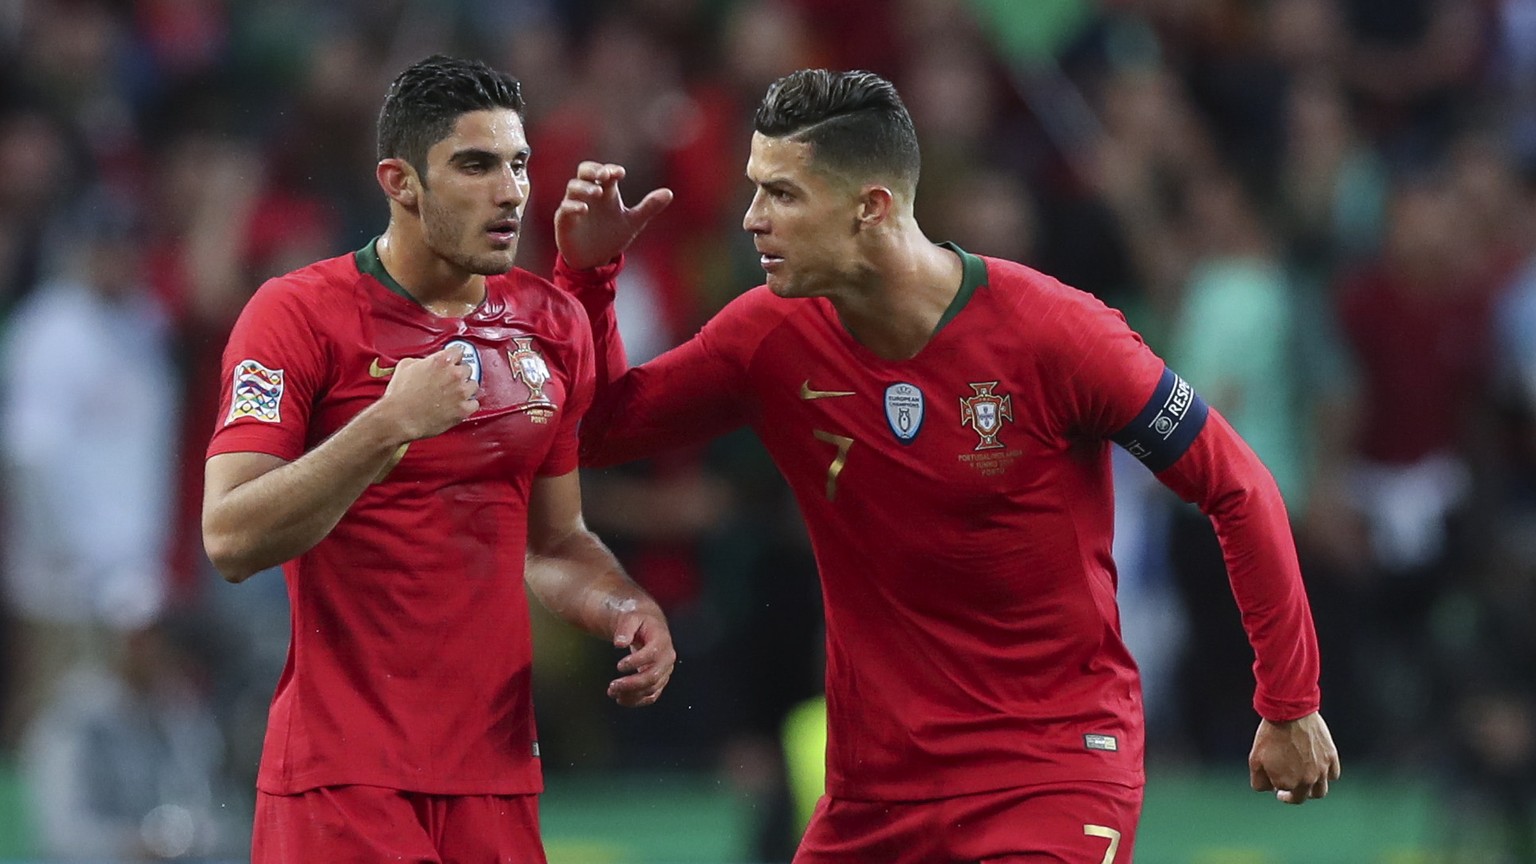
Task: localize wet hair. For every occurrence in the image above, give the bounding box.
[753,69,920,193]
[376,54,525,183]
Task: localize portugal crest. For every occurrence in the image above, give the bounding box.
[959,381,1013,451]
[509,337,555,409]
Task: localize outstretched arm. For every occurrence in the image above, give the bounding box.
[551,159,755,466]
[525,470,675,707]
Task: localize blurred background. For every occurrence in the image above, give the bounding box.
[0,0,1534,860]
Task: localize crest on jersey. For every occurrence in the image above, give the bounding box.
[227,359,284,424]
[959,381,1013,451]
[883,382,925,443]
[509,337,556,410]
[444,339,482,384]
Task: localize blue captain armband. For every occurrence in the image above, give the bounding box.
[1110,367,1209,473]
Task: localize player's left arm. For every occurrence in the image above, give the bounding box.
[525,469,675,707]
[1115,380,1341,804]
[1056,289,1341,805]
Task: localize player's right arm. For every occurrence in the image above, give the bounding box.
[202,347,478,583]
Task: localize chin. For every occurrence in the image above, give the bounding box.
[463,249,518,275]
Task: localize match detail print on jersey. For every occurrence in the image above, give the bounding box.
[1110,366,1209,472]
[227,359,285,424]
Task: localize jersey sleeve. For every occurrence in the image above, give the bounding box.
[1156,409,1322,721]
[1043,287,1321,722]
[554,254,627,387]
[553,256,759,467]
[206,279,330,461]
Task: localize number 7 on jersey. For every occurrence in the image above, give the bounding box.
[812,430,854,501]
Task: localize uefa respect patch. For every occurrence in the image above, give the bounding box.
[227,359,285,424]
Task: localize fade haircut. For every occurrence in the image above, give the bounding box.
[377,54,525,185]
[754,69,920,194]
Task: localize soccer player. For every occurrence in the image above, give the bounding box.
[201,55,675,862]
[554,69,1340,863]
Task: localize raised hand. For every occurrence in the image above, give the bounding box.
[555,161,673,269]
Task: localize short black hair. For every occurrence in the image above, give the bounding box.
[376,54,525,181]
[753,69,920,193]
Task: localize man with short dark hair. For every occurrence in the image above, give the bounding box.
[202,54,676,862]
[557,68,1340,863]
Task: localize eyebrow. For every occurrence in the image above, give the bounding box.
[448,147,531,166]
[752,176,797,194]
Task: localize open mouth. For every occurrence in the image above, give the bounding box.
[758,252,784,271]
[487,218,520,244]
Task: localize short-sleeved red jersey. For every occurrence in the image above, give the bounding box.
[566,246,1320,801]
[208,241,594,795]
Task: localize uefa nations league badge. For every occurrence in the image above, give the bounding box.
[884,382,924,443]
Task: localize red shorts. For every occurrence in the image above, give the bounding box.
[253,785,546,864]
[794,781,1143,864]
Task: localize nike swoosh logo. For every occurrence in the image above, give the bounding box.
[800,380,856,400]
[368,358,395,378]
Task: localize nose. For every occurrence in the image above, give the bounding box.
[742,190,767,234]
[495,164,527,208]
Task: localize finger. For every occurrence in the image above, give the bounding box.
[1329,754,1342,781]
[595,163,627,187]
[1310,776,1329,800]
[606,670,663,704]
[1277,786,1309,805]
[563,177,607,202]
[629,188,674,226]
[575,160,607,181]
[1250,765,1273,792]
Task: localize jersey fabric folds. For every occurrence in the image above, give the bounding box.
[208,240,594,796]
[561,244,1320,802]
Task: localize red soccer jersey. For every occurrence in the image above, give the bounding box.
[207,241,594,795]
[565,246,1320,801]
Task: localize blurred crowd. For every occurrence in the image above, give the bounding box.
[1,0,1535,859]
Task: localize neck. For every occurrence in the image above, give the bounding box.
[829,231,962,361]
[377,223,486,317]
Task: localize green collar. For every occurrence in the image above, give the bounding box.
[355,237,416,303]
[935,241,987,333]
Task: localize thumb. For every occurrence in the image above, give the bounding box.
[612,616,641,650]
[628,188,674,228]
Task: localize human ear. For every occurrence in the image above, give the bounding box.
[858,185,894,226]
[377,158,419,207]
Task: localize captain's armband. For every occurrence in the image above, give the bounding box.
[1109,366,1208,472]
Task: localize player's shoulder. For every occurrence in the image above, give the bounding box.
[246,251,363,317]
[979,255,1131,334]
